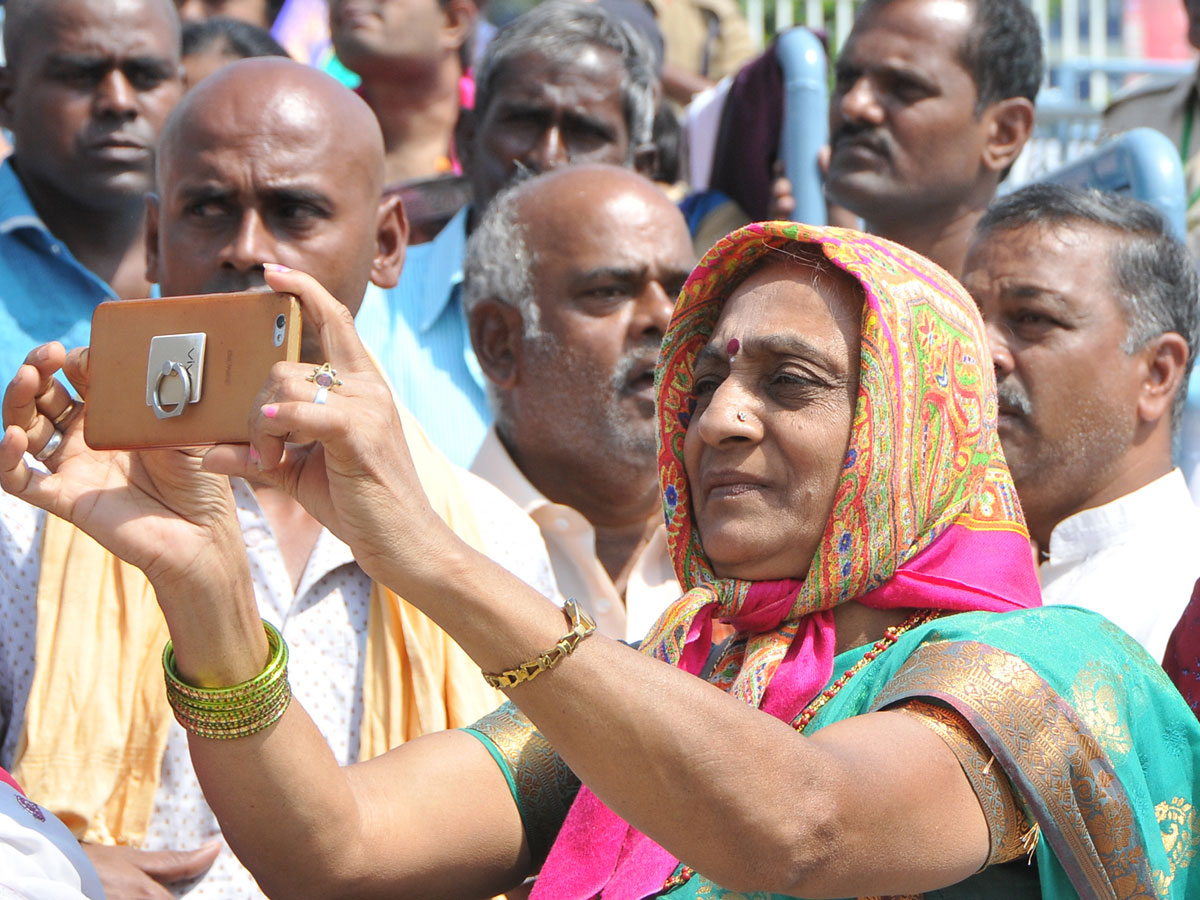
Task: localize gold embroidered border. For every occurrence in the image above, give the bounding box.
[469,701,580,863]
[870,641,1155,900]
[898,699,1027,866]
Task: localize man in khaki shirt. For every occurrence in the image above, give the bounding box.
[465,164,698,641]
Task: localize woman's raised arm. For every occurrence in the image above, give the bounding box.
[0,339,531,900]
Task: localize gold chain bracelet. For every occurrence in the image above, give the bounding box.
[482,599,597,689]
[163,621,291,740]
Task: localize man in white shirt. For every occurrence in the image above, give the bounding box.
[0,57,556,899]
[963,183,1200,661]
[465,165,696,641]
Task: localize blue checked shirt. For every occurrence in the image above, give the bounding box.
[355,206,492,467]
[0,159,117,382]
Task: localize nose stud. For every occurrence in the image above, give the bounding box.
[736,411,747,423]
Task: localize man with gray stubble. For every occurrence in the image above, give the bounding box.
[465,164,695,642]
[962,183,1200,661]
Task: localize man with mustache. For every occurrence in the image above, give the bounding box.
[466,165,693,640]
[0,0,184,381]
[963,183,1200,661]
[824,0,1040,277]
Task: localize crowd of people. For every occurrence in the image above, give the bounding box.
[0,0,1199,897]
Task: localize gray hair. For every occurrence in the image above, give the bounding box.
[976,183,1200,429]
[474,0,657,154]
[463,177,539,335]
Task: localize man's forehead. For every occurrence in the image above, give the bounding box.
[525,190,692,275]
[848,0,972,54]
[966,221,1120,299]
[29,0,179,60]
[488,46,625,109]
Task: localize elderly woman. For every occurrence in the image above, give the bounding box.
[2,223,1196,899]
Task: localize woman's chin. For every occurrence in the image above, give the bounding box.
[706,543,815,583]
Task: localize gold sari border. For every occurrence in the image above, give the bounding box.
[869,640,1156,900]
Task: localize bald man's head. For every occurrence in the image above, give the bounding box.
[466,164,693,461]
[158,57,386,197]
[147,58,406,358]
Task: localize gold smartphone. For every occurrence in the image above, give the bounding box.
[84,291,302,450]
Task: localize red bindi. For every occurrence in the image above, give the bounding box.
[726,338,740,358]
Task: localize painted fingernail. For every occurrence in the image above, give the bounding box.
[248,445,260,463]
[263,263,291,273]
[262,404,278,419]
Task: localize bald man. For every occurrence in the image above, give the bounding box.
[0,0,184,380]
[466,165,694,640]
[0,58,557,899]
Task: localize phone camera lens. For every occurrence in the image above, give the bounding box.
[275,314,286,328]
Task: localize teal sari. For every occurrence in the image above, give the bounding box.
[469,605,1200,899]
[662,606,1200,899]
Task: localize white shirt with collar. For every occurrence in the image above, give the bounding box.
[471,426,682,642]
[1039,468,1200,662]
[0,473,556,898]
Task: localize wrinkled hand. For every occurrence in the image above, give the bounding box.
[82,842,221,900]
[203,266,455,591]
[0,343,244,598]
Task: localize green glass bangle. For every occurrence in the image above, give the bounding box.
[163,621,291,740]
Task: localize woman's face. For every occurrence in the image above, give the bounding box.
[682,258,862,581]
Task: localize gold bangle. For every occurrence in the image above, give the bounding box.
[482,600,597,689]
[163,621,291,740]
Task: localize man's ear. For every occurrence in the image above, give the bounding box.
[469,297,525,390]
[1137,331,1190,425]
[144,193,162,286]
[370,192,409,289]
[980,97,1034,175]
[441,0,477,52]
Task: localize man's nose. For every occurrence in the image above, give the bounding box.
[221,212,273,274]
[525,125,570,173]
[836,76,884,126]
[631,280,676,339]
[985,318,1016,378]
[94,70,138,120]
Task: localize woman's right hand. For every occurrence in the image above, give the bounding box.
[202,266,463,595]
[0,342,249,610]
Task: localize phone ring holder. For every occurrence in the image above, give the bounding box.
[151,360,192,420]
